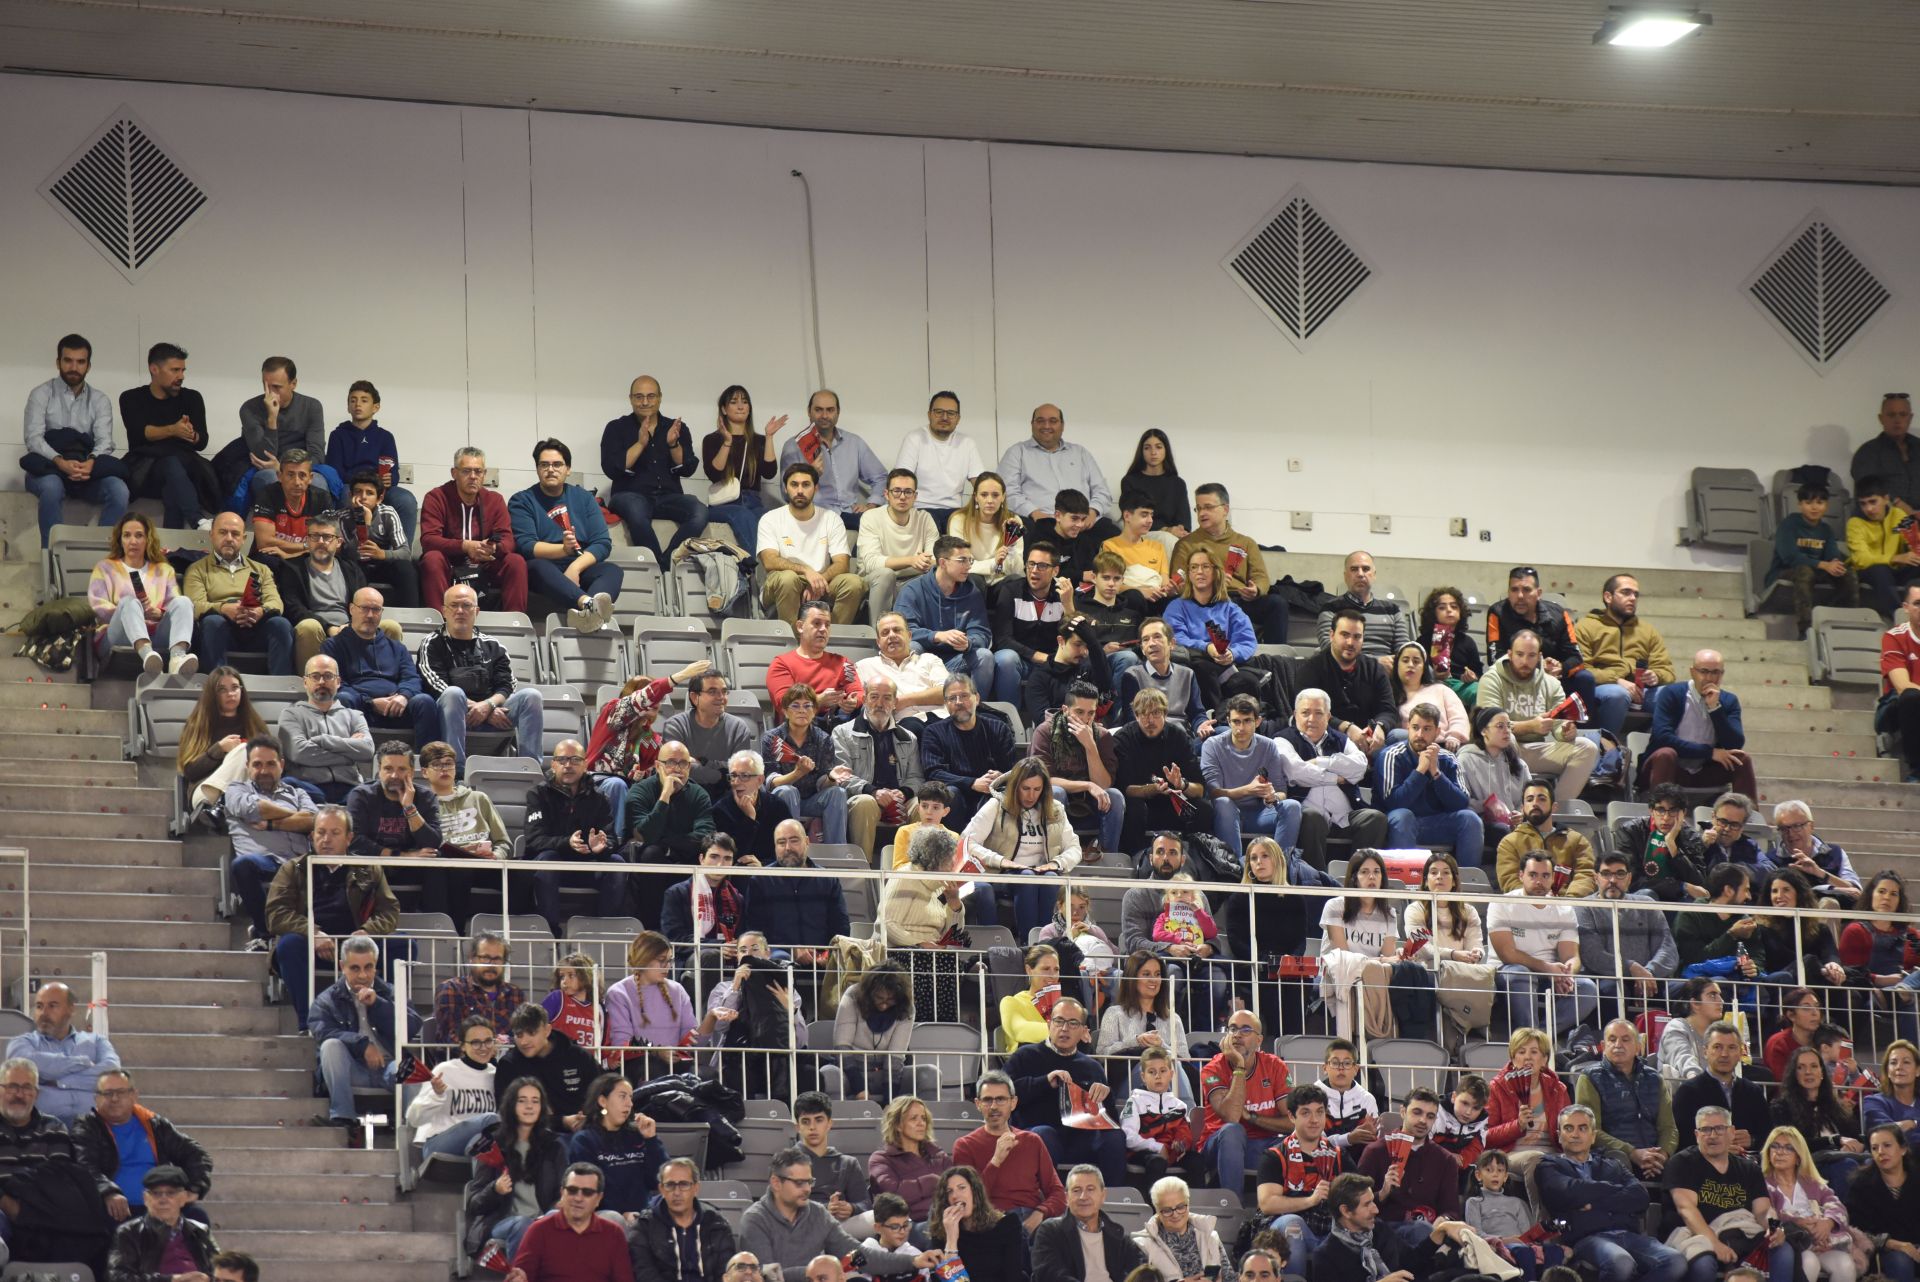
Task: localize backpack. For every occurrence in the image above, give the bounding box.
[9,596,98,672]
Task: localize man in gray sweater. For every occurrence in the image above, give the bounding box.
[238,355,333,503]
[660,670,758,793]
[278,654,375,803]
[1575,850,1679,1005]
[740,1147,937,1277]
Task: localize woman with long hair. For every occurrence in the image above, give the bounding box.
[567,1071,667,1222]
[542,951,600,1049]
[928,1165,1024,1282]
[89,512,198,678]
[177,664,267,809]
[1761,1124,1868,1282]
[834,960,916,1101]
[1754,870,1848,1004]
[1098,951,1192,1092]
[1161,547,1255,714]
[1840,872,1920,1009]
[1865,1040,1920,1141]
[868,1096,950,1222]
[463,1076,568,1269]
[1660,977,1727,1083]
[1773,1044,1867,1188]
[1119,428,1191,544]
[1221,837,1310,1038]
[948,471,1023,584]
[1401,851,1494,1047]
[1318,850,1400,1040]
[1456,707,1530,849]
[700,384,786,550]
[604,930,697,1077]
[1847,1124,1920,1282]
[961,755,1081,942]
[1389,641,1471,751]
[1418,586,1484,705]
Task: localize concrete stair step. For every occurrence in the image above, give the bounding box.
[211,1201,419,1232]
[217,1229,448,1263]
[1739,707,1876,734]
[55,974,263,1008]
[0,683,99,710]
[25,917,233,951]
[0,654,79,681]
[112,1031,315,1069]
[212,1169,402,1205]
[1747,793,1920,828]
[232,1256,445,1282]
[1721,662,1809,687]
[1690,638,1810,663]
[0,835,182,865]
[0,760,139,785]
[1820,829,1920,856]
[106,1003,291,1034]
[1743,732,1881,757]
[1718,685,1830,709]
[0,810,171,841]
[143,1094,325,1126]
[34,946,265,982]
[0,782,171,815]
[211,1146,403,1175]
[1746,754,1908,785]
[0,888,215,923]
[1657,617,1769,641]
[0,731,126,764]
[1638,601,1746,622]
[133,1065,312,1097]
[6,863,218,896]
[0,706,123,734]
[195,1122,358,1149]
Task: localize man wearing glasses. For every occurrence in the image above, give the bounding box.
[855,468,940,619]
[1766,800,1862,910]
[601,375,707,560]
[419,582,545,767]
[1643,649,1757,798]
[894,391,984,528]
[1575,853,1680,1010]
[502,1161,632,1282]
[628,1156,737,1282]
[73,1068,213,1224]
[1004,998,1126,1184]
[894,541,996,697]
[1171,483,1288,643]
[323,586,444,744]
[419,446,528,613]
[277,513,392,672]
[1608,783,1714,902]
[988,541,1071,706]
[509,438,624,635]
[739,1147,938,1277]
[663,672,760,794]
[1198,1011,1293,1194]
[1663,1105,1791,1281]
[525,738,625,933]
[951,1070,1065,1233]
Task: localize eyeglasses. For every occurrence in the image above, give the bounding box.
[886,487,917,497]
[1508,567,1539,581]
[1,1084,36,1094]
[728,771,763,781]
[1159,1202,1190,1214]
[1049,1018,1085,1029]
[473,954,507,964]
[1697,1124,1730,1134]
[1779,821,1812,834]
[561,1185,601,1197]
[463,1037,496,1048]
[1649,805,1684,816]
[537,460,568,470]
[661,1180,697,1191]
[94,1087,133,1099]
[776,1174,816,1188]
[1026,560,1056,570]
[553,754,585,765]
[1712,817,1746,830]
[1226,1023,1260,1035]
[880,1219,913,1233]
[929,409,960,420]
[1324,1058,1357,1069]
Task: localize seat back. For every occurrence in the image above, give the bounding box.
[718,620,798,708]
[1686,468,1768,548]
[633,617,718,676]
[547,623,632,692]
[530,684,588,755]
[833,626,881,667]
[477,612,543,683]
[1365,1036,1450,1106]
[605,546,668,631]
[908,1022,988,1099]
[47,524,113,599]
[1810,606,1890,685]
[133,676,207,763]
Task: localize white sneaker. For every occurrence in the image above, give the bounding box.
[593,592,615,626]
[169,650,199,677]
[139,646,162,676]
[193,517,214,531]
[568,605,601,634]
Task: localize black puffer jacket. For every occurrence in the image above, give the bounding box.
[628,1197,738,1282]
[462,1127,570,1258]
[72,1107,213,1199]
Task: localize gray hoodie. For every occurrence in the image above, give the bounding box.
[1465,1188,1532,1241]
[277,700,374,786]
[739,1193,922,1274]
[803,1144,871,1215]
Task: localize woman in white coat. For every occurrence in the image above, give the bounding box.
[1132,1175,1227,1282]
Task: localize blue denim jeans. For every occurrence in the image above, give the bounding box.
[196,612,295,674]
[1203,1122,1284,1191]
[605,489,710,558]
[419,1112,495,1160]
[438,686,544,764]
[774,784,850,845]
[27,467,128,545]
[1212,795,1302,854]
[1575,1230,1687,1282]
[1385,808,1486,866]
[318,1033,399,1121]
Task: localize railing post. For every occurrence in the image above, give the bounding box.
[88,950,108,1040]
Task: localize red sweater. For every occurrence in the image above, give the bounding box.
[511,1210,634,1282]
[951,1125,1065,1217]
[420,481,516,559]
[1485,1064,1570,1152]
[766,648,863,710]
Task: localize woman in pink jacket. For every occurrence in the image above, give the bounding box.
[88,513,198,675]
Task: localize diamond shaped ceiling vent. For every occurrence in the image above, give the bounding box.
[41,107,209,284]
[1223,187,1372,350]
[1746,215,1890,374]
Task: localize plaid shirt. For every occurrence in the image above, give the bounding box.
[434,975,527,1041]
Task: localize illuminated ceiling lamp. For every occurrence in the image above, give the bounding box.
[1593,7,1712,47]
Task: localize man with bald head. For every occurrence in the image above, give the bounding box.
[5,982,120,1126]
[621,739,716,924]
[323,586,443,744]
[1641,649,1756,796]
[999,403,1116,532]
[830,675,923,859]
[420,582,544,766]
[184,508,296,673]
[601,374,707,558]
[744,820,849,968]
[1316,550,1413,659]
[526,738,624,933]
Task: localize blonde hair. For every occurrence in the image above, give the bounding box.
[1760,1125,1824,1190]
[625,930,675,1015]
[880,1095,933,1151]
[1241,837,1291,887]
[1160,873,1206,911]
[1506,1027,1552,1062]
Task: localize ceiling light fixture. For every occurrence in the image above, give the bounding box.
[1593,8,1711,47]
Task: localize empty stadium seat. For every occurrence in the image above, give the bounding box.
[477,611,544,683]
[1365,1036,1449,1105]
[382,606,446,651]
[605,545,668,623]
[982,700,1026,742]
[719,619,798,706]
[633,616,717,676]
[1685,468,1769,549]
[546,621,632,692]
[909,1022,988,1099]
[1742,537,1797,617]
[1809,606,1888,684]
[529,683,588,755]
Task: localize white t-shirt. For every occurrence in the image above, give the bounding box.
[1014,810,1047,867]
[1486,889,1578,965]
[856,651,951,721]
[1320,897,1395,957]
[895,428,986,509]
[756,504,850,572]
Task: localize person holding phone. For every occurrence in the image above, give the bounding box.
[88,511,199,676]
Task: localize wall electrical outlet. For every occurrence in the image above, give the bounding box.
[1449,517,1468,538]
[1370,514,1392,535]
[1480,529,1493,542]
[1290,511,1313,531]
[1286,458,1303,473]
[486,468,501,488]
[398,464,414,486]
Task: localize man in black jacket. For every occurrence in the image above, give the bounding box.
[1005,1001,1125,1185]
[1308,1172,1476,1282]
[278,512,380,673]
[601,375,706,560]
[916,675,1018,826]
[1286,610,1399,758]
[1020,616,1112,728]
[104,1166,219,1282]
[630,1155,737,1282]
[493,1002,597,1129]
[418,582,545,768]
[524,739,624,933]
[1030,1166,1147,1282]
[70,1069,212,1224]
[988,540,1071,708]
[1671,1020,1771,1153]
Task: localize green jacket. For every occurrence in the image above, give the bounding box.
[265,853,400,938]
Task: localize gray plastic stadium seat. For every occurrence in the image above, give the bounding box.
[529,684,588,755]
[605,546,668,624]
[1809,606,1889,684]
[719,620,798,711]
[477,611,544,683]
[1685,468,1769,549]
[833,625,880,667]
[382,606,446,651]
[1741,538,1795,617]
[1769,468,1851,538]
[547,622,632,693]
[633,617,717,677]
[1365,1036,1449,1105]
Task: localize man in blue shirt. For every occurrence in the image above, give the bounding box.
[778,390,886,529]
[997,404,1117,535]
[1373,702,1484,860]
[20,332,128,546]
[71,1068,213,1222]
[510,438,625,632]
[4,981,120,1126]
[322,587,443,744]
